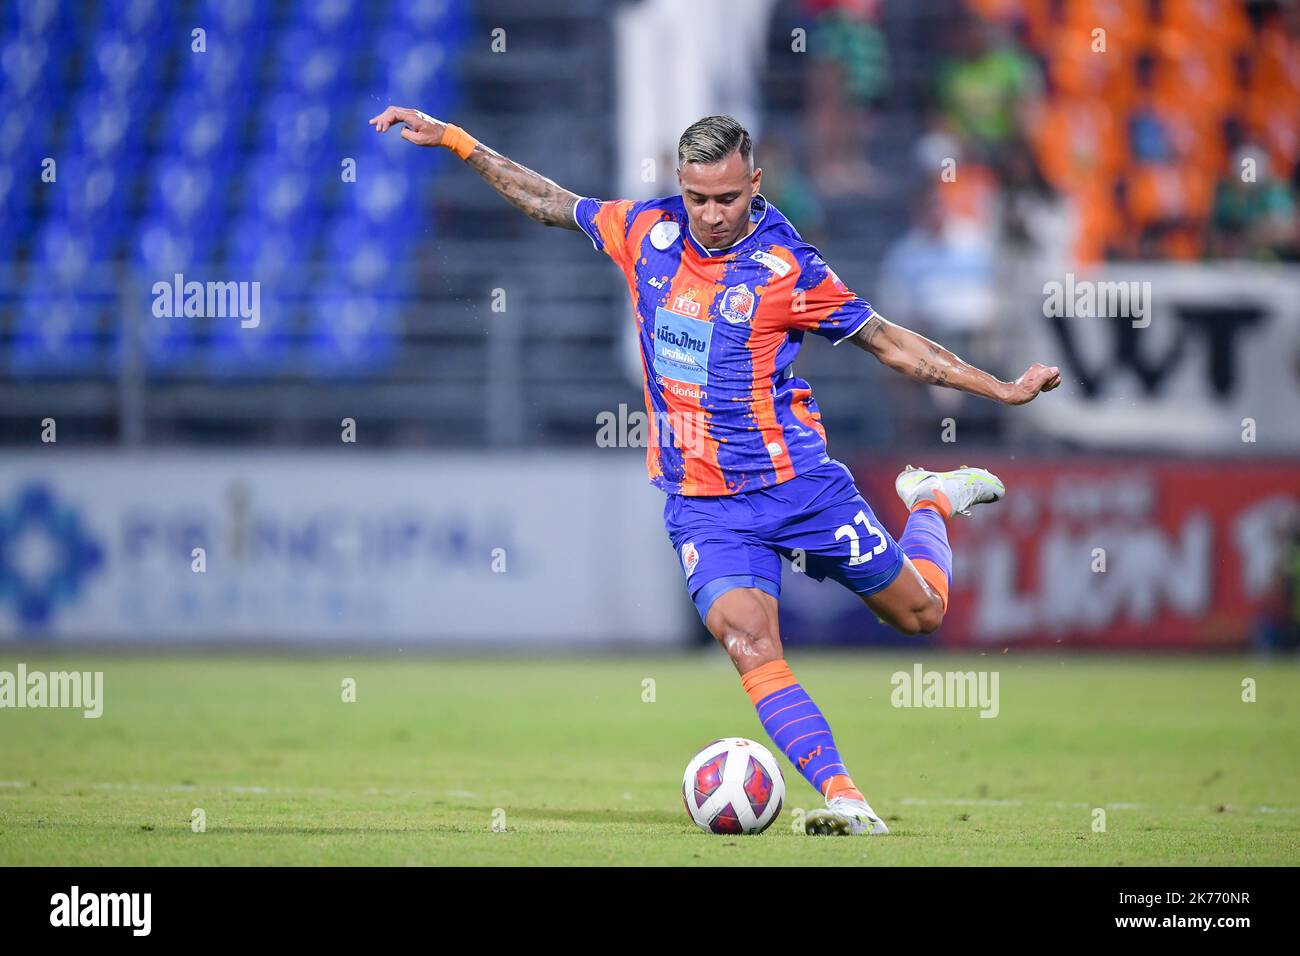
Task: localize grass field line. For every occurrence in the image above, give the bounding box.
[2,780,1296,815]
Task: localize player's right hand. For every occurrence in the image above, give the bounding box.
[368,105,445,146]
[1001,363,1061,405]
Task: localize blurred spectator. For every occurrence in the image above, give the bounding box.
[754,127,828,245]
[1209,145,1300,261]
[1255,514,1300,654]
[996,136,1073,267]
[935,14,1042,163]
[802,0,891,196]
[877,184,998,438]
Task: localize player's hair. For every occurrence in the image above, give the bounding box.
[677,115,753,169]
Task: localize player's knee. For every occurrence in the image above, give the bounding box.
[708,597,779,666]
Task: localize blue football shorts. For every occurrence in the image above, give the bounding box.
[662,458,906,623]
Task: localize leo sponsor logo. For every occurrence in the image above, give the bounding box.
[720,283,756,324]
[670,293,702,318]
[681,541,700,578]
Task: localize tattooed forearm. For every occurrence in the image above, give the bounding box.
[852,312,1007,401]
[912,358,950,385]
[855,315,886,351]
[465,143,580,229]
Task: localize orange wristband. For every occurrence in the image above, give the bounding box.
[441,124,478,160]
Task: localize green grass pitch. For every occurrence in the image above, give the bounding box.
[1,653,1297,865]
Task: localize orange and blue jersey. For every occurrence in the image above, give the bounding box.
[574,192,875,497]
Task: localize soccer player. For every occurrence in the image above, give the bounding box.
[370,108,1061,835]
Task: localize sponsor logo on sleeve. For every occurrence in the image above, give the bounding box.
[650,220,681,250]
[749,250,791,277]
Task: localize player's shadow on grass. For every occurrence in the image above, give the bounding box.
[515,808,680,825]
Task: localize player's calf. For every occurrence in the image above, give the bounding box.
[878,589,945,635]
[865,462,1008,637]
[705,585,888,834]
[705,586,782,673]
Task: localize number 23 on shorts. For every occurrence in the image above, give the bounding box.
[835,510,887,566]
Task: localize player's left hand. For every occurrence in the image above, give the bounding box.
[1000,363,1061,405]
[368,105,445,146]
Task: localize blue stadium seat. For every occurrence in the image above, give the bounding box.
[257,91,334,156]
[132,217,220,276]
[164,92,239,166]
[4,0,67,36]
[2,0,468,386]
[205,294,295,378]
[97,0,176,38]
[73,90,146,162]
[0,35,58,100]
[305,285,399,376]
[33,221,99,284]
[146,157,217,224]
[10,288,112,377]
[89,31,158,94]
[199,0,276,33]
[52,155,128,223]
[303,0,367,36]
[275,28,348,95]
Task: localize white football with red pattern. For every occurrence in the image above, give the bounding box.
[681,737,784,834]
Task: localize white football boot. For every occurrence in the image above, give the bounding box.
[895,464,1005,518]
[803,796,890,836]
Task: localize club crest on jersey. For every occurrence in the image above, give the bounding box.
[720,283,756,324]
[650,220,680,250]
[681,541,699,578]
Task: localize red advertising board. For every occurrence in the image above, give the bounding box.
[847,457,1299,649]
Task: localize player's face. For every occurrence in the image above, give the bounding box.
[678,150,762,250]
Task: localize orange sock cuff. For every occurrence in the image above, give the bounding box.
[912,557,950,613]
[911,488,953,520]
[823,774,865,802]
[441,123,479,160]
[740,659,797,707]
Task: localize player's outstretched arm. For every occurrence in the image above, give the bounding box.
[369,106,580,230]
[848,314,1061,405]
